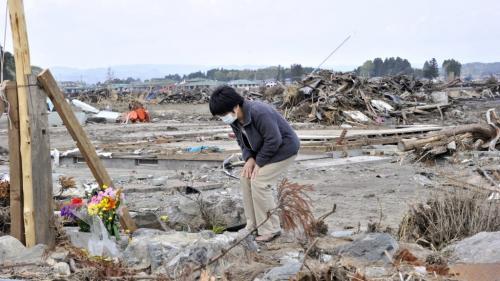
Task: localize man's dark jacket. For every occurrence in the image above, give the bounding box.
[230,100,300,167]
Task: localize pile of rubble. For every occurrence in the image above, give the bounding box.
[67,88,111,104]
[159,88,210,104]
[261,71,500,126]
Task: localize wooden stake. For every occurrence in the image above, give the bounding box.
[3,81,24,243]
[38,69,137,232]
[27,75,55,248]
[7,0,35,247]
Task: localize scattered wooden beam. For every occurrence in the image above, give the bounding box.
[8,0,36,247]
[398,124,497,151]
[3,81,24,244]
[37,69,137,232]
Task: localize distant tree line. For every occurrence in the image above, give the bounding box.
[356,57,413,77]
[170,64,314,82]
[356,56,462,80]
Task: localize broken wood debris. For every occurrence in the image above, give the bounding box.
[399,109,500,161]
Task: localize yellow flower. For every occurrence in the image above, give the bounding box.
[160,215,169,222]
[88,203,99,216]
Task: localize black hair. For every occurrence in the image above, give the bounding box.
[209,85,244,116]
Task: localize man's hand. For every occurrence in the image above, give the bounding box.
[241,157,256,179]
[251,165,260,180]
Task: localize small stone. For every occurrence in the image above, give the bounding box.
[50,250,69,262]
[54,262,71,276]
[45,257,57,266]
[320,254,332,263]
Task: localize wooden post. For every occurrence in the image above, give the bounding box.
[38,69,137,232]
[3,81,24,243]
[28,75,55,247]
[8,0,36,247]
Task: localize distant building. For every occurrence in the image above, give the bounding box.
[58,81,88,94]
[227,79,262,89]
[265,80,278,87]
[177,78,221,90]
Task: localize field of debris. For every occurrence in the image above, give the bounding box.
[1,72,500,280]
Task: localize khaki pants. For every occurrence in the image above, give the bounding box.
[240,155,296,235]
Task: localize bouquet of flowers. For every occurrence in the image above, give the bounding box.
[87,185,122,240]
[60,197,90,232]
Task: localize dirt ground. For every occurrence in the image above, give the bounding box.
[0,102,441,233]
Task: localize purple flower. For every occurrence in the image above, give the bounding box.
[60,205,77,220]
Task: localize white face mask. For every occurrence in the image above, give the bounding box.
[221,112,237,124]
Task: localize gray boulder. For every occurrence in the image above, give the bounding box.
[166,193,245,231]
[123,231,246,276]
[445,231,500,264]
[337,233,398,264]
[0,235,46,265]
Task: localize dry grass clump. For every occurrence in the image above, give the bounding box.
[0,181,9,234]
[398,190,500,249]
[59,176,76,190]
[0,180,9,201]
[278,179,316,238]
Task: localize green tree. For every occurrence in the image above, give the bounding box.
[187,71,205,79]
[429,58,439,78]
[442,59,462,79]
[290,64,304,81]
[422,58,439,79]
[358,60,374,77]
[373,58,384,76]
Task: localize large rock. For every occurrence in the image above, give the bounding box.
[123,230,247,276]
[336,233,398,264]
[166,193,245,231]
[0,235,46,264]
[445,231,500,264]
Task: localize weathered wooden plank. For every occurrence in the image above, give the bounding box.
[37,69,137,232]
[38,70,111,186]
[4,81,24,243]
[8,0,35,247]
[27,75,55,247]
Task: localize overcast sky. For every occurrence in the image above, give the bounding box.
[3,0,499,69]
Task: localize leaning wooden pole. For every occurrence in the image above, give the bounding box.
[38,69,137,233]
[8,0,35,246]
